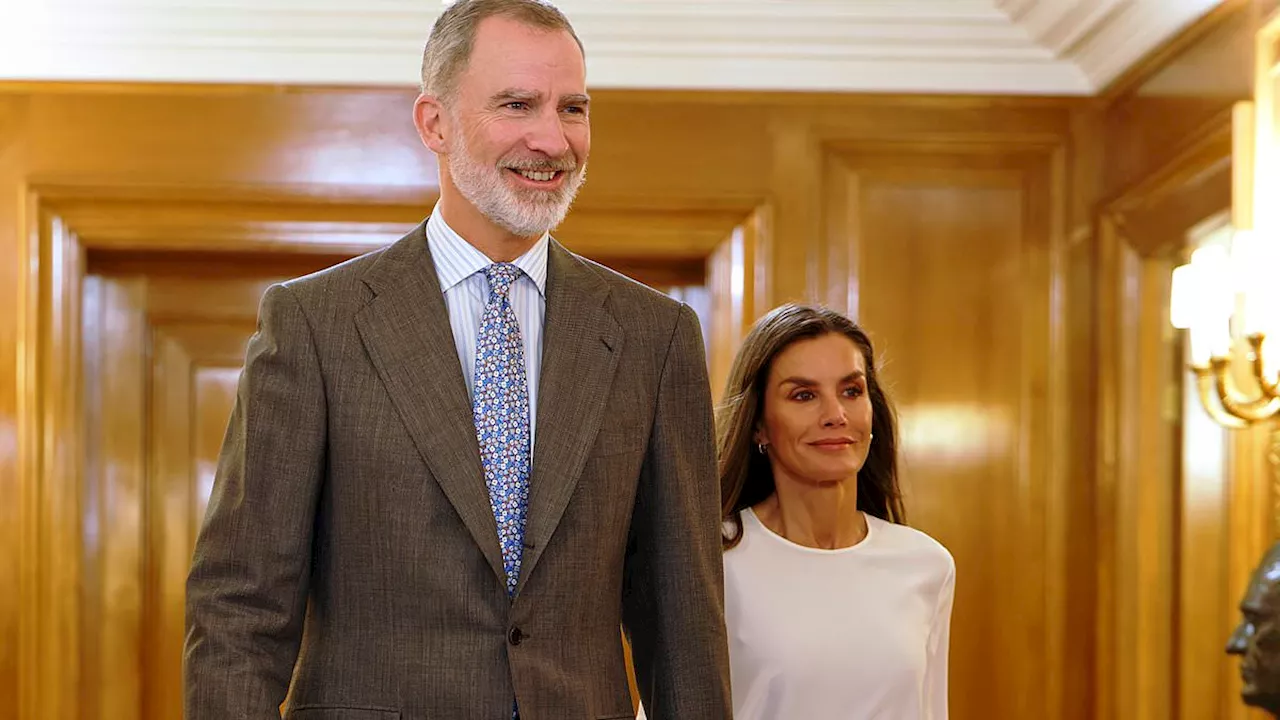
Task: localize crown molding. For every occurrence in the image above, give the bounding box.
[0,0,1223,95]
[1064,0,1224,88]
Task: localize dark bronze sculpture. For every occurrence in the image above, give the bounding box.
[1229,541,1280,715]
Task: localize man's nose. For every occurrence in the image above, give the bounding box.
[1226,621,1253,654]
[524,108,571,159]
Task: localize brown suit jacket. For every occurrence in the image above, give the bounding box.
[183,223,732,720]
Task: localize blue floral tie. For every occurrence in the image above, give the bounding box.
[472,263,531,599]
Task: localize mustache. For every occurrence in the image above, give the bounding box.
[501,154,578,173]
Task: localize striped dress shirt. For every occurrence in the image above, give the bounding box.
[425,206,548,456]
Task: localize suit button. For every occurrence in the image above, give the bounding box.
[508,626,524,646]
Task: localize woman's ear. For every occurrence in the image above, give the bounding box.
[753,426,768,446]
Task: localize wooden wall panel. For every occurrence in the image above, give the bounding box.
[1061,108,1104,720]
[0,95,27,157]
[765,116,823,304]
[588,98,772,201]
[704,207,769,402]
[1178,358,1234,720]
[82,271,297,720]
[82,275,147,720]
[1175,216,1239,720]
[830,148,1065,720]
[705,229,738,403]
[1095,145,1226,720]
[0,105,28,720]
[21,203,88,720]
[148,322,255,720]
[26,90,436,189]
[192,367,241,531]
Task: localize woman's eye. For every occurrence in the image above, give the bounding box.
[791,390,814,401]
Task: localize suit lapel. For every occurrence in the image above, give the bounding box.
[353,225,505,583]
[517,242,622,594]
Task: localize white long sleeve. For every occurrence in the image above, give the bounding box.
[923,561,955,719]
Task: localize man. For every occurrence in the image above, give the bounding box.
[182,1,732,718]
[1228,540,1280,716]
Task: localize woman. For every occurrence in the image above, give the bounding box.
[717,303,954,719]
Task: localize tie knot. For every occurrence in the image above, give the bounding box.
[483,263,522,300]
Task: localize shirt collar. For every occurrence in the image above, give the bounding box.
[426,204,549,296]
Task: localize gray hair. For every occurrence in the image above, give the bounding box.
[420,0,584,100]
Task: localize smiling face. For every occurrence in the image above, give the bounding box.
[755,333,874,488]
[417,14,589,240]
[1229,543,1280,714]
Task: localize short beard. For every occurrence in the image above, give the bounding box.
[445,124,586,238]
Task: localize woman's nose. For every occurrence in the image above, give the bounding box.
[820,397,847,427]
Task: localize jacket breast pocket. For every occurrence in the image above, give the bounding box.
[288,706,400,719]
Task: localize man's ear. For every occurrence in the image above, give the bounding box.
[413,93,448,154]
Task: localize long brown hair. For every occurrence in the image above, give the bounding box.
[718,303,905,550]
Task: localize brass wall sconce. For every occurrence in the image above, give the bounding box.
[1170,227,1279,427]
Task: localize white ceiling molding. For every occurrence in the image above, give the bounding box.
[1063,0,1227,88]
[0,0,1223,95]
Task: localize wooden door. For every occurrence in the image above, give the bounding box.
[82,262,300,720]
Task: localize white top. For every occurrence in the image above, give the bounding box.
[425,206,548,451]
[639,509,955,720]
[726,508,955,720]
